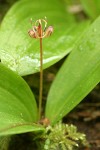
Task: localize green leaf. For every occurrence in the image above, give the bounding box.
[0,0,89,76]
[45,16,100,125]
[80,0,100,19]
[0,64,44,136]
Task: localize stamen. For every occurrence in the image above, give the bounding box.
[28,18,53,39]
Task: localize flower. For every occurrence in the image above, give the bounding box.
[28,18,53,39]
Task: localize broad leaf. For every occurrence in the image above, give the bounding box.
[0,64,44,136]
[45,16,100,125]
[0,0,89,76]
[80,0,100,19]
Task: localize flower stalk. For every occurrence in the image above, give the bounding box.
[39,37,43,120]
[28,18,53,121]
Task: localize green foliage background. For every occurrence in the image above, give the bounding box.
[0,0,100,149]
